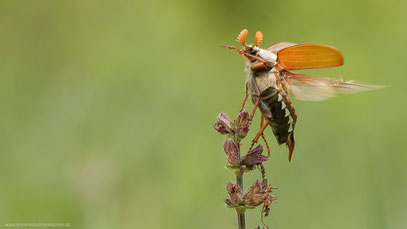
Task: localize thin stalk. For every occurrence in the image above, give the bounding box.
[236,141,246,229]
[236,173,245,229]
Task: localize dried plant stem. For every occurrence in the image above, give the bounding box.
[215,112,274,229]
[236,173,246,229]
[236,143,246,229]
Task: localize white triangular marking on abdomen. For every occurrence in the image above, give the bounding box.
[278,94,283,102]
[281,101,286,110]
[284,109,290,117]
[288,116,293,124]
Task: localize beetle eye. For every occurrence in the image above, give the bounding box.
[249,49,258,55]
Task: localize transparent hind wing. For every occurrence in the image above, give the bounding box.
[281,71,383,101]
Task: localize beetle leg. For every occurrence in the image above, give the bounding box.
[251,63,268,71]
[223,45,241,53]
[250,101,272,153]
[249,119,271,151]
[223,45,249,61]
[244,53,268,63]
[251,98,260,118]
[250,76,261,118]
[259,100,273,120]
[262,134,271,157]
[260,114,271,156]
[240,84,249,112]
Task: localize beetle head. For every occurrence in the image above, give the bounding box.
[224,29,264,61]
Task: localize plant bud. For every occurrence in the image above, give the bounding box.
[225,182,242,207]
[213,112,235,135]
[235,111,250,138]
[223,139,240,166]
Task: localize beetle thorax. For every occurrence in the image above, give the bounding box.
[245,47,277,69]
[257,48,277,63]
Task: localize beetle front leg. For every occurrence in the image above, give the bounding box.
[250,76,261,118]
[251,63,268,71]
[240,84,249,112]
[245,53,268,64]
[223,45,250,61]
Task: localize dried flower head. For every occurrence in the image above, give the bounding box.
[241,145,268,167]
[225,181,243,207]
[235,111,250,138]
[243,179,276,207]
[213,112,234,135]
[223,139,240,166]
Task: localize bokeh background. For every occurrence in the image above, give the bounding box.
[0,0,406,228]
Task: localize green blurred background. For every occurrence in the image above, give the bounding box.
[0,0,406,228]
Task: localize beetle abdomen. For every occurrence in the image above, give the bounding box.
[257,87,297,146]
